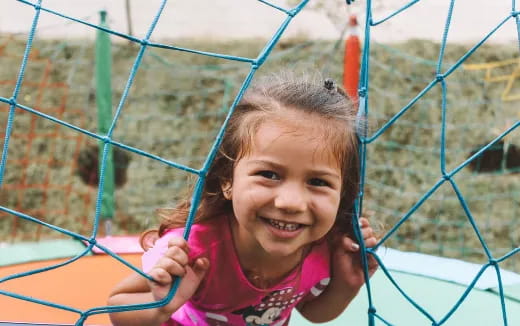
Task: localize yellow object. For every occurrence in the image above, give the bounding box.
[463,58,520,102]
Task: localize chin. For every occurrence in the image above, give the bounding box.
[261,242,304,259]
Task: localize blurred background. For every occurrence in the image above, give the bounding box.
[0,0,518,274]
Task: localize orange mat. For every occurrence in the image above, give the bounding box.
[0,254,142,325]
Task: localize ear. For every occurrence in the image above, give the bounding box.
[139,229,159,251]
[221,180,232,200]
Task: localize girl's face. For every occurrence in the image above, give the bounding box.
[226,111,342,261]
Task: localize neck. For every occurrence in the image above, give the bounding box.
[229,218,305,287]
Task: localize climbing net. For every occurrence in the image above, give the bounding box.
[0,0,519,325]
[357,0,519,324]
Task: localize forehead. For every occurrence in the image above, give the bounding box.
[247,110,342,168]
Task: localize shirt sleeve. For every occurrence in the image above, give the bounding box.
[141,228,184,273]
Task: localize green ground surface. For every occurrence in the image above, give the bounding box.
[291,269,520,326]
[0,239,89,266]
[0,36,518,274]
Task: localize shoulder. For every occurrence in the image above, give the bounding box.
[300,240,331,280]
[295,241,331,299]
[142,215,231,272]
[305,239,331,265]
[185,215,232,256]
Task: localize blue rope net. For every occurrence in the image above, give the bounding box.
[0,0,519,325]
[356,1,519,325]
[362,40,520,274]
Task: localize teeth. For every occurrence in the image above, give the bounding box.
[267,219,300,231]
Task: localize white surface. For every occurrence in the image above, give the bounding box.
[0,0,337,40]
[381,247,520,290]
[0,0,517,43]
[368,0,518,44]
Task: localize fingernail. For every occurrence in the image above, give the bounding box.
[351,243,360,251]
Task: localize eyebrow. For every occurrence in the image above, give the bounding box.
[247,159,341,178]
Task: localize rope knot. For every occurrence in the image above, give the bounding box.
[512,11,519,17]
[436,74,444,82]
[34,3,42,10]
[140,39,150,46]
[358,87,367,97]
[88,238,97,245]
[368,307,376,314]
[442,173,451,181]
[101,136,111,144]
[8,97,16,106]
[489,259,498,266]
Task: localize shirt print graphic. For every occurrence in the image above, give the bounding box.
[231,287,305,326]
[202,278,330,326]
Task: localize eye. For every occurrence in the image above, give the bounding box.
[308,178,330,187]
[257,170,280,180]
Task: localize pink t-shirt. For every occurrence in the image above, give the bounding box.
[142,215,331,326]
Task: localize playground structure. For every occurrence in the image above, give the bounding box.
[0,0,519,325]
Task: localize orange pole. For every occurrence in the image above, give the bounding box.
[343,15,360,103]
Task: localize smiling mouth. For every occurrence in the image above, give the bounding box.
[261,217,304,232]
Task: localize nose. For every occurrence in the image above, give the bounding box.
[274,182,307,213]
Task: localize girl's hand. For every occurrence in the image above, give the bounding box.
[295,217,379,322]
[331,217,379,293]
[147,237,209,315]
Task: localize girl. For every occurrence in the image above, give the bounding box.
[108,73,378,326]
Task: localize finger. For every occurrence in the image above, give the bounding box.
[155,256,188,277]
[171,258,210,306]
[149,267,173,286]
[364,234,378,247]
[358,217,369,228]
[361,227,374,240]
[367,255,379,276]
[192,257,210,280]
[342,236,378,253]
[342,236,360,252]
[368,256,379,269]
[164,245,190,266]
[167,237,189,252]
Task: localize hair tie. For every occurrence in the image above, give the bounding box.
[324,78,336,91]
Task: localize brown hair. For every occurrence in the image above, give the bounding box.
[157,72,360,238]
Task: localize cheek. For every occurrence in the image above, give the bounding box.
[314,195,340,225]
[236,181,271,202]
[231,186,270,217]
